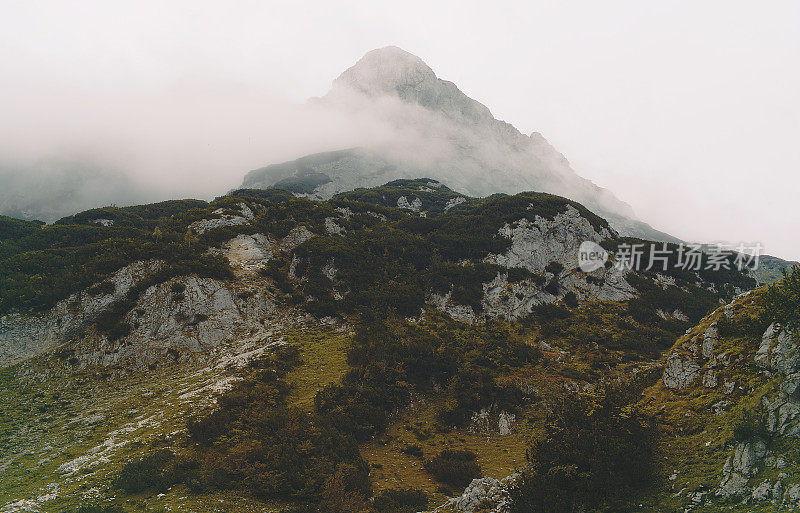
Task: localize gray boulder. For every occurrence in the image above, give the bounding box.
[663,353,701,390]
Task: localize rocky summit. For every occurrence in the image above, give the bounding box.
[241,47,677,243]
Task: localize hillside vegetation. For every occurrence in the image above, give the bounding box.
[0,180,783,513]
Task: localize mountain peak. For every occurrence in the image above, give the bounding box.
[332,46,436,96]
[328,46,494,125]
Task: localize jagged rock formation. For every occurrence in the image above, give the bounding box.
[242,47,677,242]
[483,205,635,303]
[717,439,769,498]
[662,323,721,390]
[0,260,165,367]
[662,352,702,390]
[431,475,518,513]
[433,204,636,322]
[72,275,276,370]
[188,202,254,234]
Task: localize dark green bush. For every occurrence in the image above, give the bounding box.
[87,280,115,296]
[545,261,564,275]
[563,291,578,308]
[764,265,800,331]
[423,450,482,488]
[0,215,43,241]
[510,382,654,513]
[718,313,770,339]
[115,449,176,493]
[439,367,525,427]
[733,410,771,444]
[401,444,424,458]
[373,488,429,512]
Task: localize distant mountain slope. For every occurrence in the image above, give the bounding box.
[0,159,153,223]
[754,254,800,285]
[242,46,678,243]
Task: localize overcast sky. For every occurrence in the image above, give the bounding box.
[1,0,798,259]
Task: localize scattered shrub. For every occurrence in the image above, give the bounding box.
[401,444,424,458]
[764,265,800,331]
[733,410,771,444]
[373,488,429,512]
[510,381,654,513]
[542,279,560,296]
[115,449,176,494]
[424,450,482,488]
[718,312,769,339]
[545,261,564,275]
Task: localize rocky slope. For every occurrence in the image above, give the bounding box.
[0,181,771,511]
[0,259,164,367]
[635,284,800,512]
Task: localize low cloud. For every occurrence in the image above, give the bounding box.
[0,80,413,220]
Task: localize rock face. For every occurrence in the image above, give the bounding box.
[766,374,800,436]
[479,273,556,321]
[217,226,314,278]
[702,370,718,388]
[484,207,613,273]
[484,206,635,302]
[188,203,254,235]
[756,322,799,374]
[73,275,276,370]
[242,47,676,243]
[396,195,423,212]
[427,291,478,324]
[428,205,637,323]
[663,353,701,390]
[713,321,799,499]
[498,412,515,436]
[701,324,718,358]
[0,260,165,366]
[717,439,769,498]
[752,323,800,437]
[663,322,723,391]
[219,233,272,276]
[433,474,518,513]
